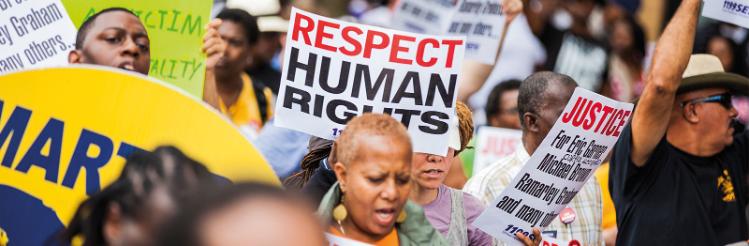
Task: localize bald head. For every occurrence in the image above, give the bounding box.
[518,72,578,128]
[518,72,578,154]
[335,113,412,166]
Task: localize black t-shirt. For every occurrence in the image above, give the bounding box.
[610,125,748,245]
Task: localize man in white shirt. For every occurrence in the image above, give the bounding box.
[464,71,602,245]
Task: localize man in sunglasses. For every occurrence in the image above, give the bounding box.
[609,0,749,244]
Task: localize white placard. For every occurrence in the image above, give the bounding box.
[275,8,466,156]
[473,88,633,245]
[390,0,458,35]
[325,233,374,246]
[473,126,522,174]
[0,0,76,74]
[702,0,749,29]
[446,0,506,64]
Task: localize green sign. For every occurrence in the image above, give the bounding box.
[61,0,213,97]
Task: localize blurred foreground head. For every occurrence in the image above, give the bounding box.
[69,8,150,75]
[61,146,218,246]
[160,183,325,246]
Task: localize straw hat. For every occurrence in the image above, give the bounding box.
[678,54,749,96]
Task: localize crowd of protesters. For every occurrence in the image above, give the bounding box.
[2,0,749,245]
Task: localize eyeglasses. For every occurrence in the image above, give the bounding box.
[680,92,733,109]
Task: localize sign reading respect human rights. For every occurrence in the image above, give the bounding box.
[275,8,465,156]
[473,88,633,245]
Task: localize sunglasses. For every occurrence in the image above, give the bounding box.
[680,92,733,109]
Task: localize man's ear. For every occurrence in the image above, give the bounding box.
[333,162,347,193]
[682,104,700,124]
[523,112,540,132]
[103,203,123,244]
[68,50,83,64]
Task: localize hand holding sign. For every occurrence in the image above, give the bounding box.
[502,0,523,26]
[473,88,633,246]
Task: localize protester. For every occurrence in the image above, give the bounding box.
[609,0,749,244]
[59,146,220,245]
[317,113,448,245]
[539,0,608,92]
[443,102,472,189]
[409,102,493,245]
[68,7,227,107]
[212,9,274,138]
[485,80,523,129]
[159,182,326,246]
[247,15,288,94]
[68,8,151,75]
[463,72,603,244]
[605,15,646,102]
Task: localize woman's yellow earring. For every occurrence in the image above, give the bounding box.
[397,210,407,223]
[333,195,347,222]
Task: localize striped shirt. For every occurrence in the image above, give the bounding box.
[463,145,603,245]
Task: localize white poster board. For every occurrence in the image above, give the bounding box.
[446,0,506,64]
[702,0,749,29]
[473,88,633,245]
[392,0,505,64]
[473,126,522,174]
[0,0,76,74]
[390,0,457,35]
[275,8,466,156]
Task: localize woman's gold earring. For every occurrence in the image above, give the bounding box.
[333,195,347,222]
[397,209,407,223]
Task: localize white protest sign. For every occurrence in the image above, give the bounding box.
[473,88,633,245]
[702,0,749,29]
[0,0,76,74]
[446,0,506,64]
[473,126,522,174]
[275,8,465,156]
[325,233,375,246]
[390,0,458,35]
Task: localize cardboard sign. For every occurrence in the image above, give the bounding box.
[390,0,458,35]
[702,0,749,29]
[0,66,278,246]
[446,0,506,64]
[325,233,374,246]
[61,0,213,98]
[473,88,633,245]
[0,0,77,74]
[473,126,522,174]
[275,8,465,156]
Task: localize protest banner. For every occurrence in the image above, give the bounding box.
[473,126,522,174]
[702,0,749,29]
[473,88,633,245]
[325,233,374,246]
[391,0,458,35]
[61,0,212,97]
[0,66,278,245]
[392,0,505,64]
[274,8,465,156]
[446,0,505,64]
[0,0,77,74]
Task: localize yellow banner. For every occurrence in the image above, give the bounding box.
[0,67,278,245]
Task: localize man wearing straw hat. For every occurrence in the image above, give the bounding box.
[609,0,749,244]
